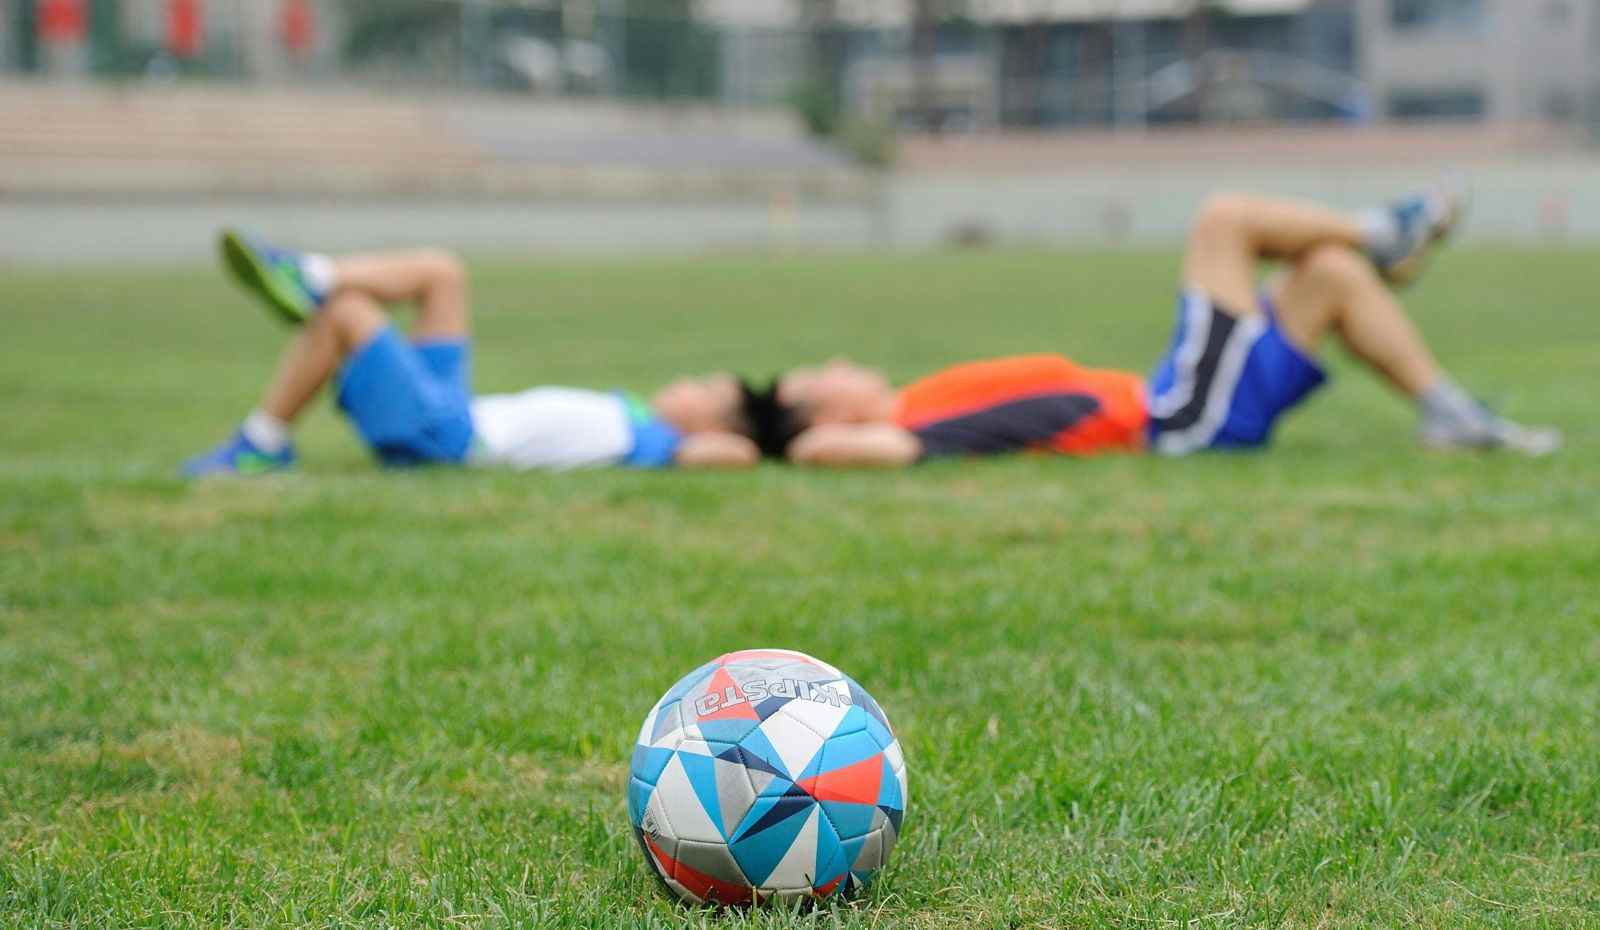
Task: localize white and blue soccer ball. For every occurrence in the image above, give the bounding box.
[628,648,907,905]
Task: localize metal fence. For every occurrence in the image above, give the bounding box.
[3,1,796,102]
[4,0,1597,136]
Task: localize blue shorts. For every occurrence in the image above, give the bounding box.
[1146,290,1327,455]
[337,327,475,466]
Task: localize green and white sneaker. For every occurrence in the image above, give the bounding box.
[182,430,297,478]
[219,229,329,324]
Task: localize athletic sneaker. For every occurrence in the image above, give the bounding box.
[219,230,326,324]
[1420,416,1564,457]
[1367,182,1468,288]
[181,431,297,477]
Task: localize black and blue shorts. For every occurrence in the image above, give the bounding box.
[1146,290,1328,455]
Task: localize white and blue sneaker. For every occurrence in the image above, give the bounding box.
[219,229,331,325]
[1418,383,1563,457]
[1364,182,1469,288]
[1420,416,1564,457]
[181,431,297,478]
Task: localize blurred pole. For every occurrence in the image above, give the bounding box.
[233,0,245,79]
[13,0,39,73]
[600,0,623,96]
[233,0,259,81]
[1114,18,1146,130]
[911,0,940,134]
[460,0,490,87]
[1009,18,1047,129]
[1183,0,1213,123]
[802,0,841,124]
[86,0,118,76]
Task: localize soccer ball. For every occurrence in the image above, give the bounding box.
[627,648,907,906]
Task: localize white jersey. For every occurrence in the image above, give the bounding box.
[467,388,642,471]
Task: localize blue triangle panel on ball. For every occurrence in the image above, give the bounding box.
[820,800,877,841]
[676,751,727,840]
[630,745,674,787]
[729,797,813,887]
[877,756,903,809]
[812,803,849,891]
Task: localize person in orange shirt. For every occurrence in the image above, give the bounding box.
[742,187,1561,466]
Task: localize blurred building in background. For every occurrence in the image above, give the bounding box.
[3,0,1595,130]
[848,1,1359,131]
[1359,0,1597,124]
[3,0,1600,262]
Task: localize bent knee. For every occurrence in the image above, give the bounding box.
[417,249,467,289]
[321,292,388,346]
[1191,193,1254,239]
[1298,243,1372,284]
[323,290,380,320]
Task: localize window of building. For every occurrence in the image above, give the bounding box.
[1388,85,1486,120]
[1543,87,1579,121]
[1389,0,1485,33]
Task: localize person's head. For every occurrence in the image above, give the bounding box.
[651,373,745,436]
[656,360,896,458]
[726,358,896,459]
[776,358,896,428]
[736,378,808,459]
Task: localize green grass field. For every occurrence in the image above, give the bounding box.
[2,248,1597,929]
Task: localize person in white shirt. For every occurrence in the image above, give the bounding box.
[183,232,761,476]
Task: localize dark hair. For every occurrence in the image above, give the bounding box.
[738,378,808,459]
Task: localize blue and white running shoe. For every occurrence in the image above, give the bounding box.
[219,229,326,324]
[1368,182,1468,288]
[181,431,297,478]
[1420,414,1564,457]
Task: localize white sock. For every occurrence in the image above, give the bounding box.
[1358,208,1399,256]
[241,410,293,454]
[300,253,337,304]
[1418,378,1492,430]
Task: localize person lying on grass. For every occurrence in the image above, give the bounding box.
[184,236,762,476]
[740,187,1562,466]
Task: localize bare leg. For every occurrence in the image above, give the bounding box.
[329,249,469,342]
[257,292,389,423]
[185,250,469,475]
[1172,193,1558,454]
[1182,193,1366,315]
[1268,244,1441,397]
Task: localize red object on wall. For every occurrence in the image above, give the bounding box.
[37,0,87,43]
[168,0,204,59]
[280,0,316,59]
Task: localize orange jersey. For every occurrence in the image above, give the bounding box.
[893,354,1148,458]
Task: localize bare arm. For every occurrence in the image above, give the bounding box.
[788,424,923,469]
[674,432,761,470]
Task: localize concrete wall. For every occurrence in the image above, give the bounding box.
[0,197,883,265]
[10,156,1600,265]
[0,84,863,200]
[890,156,1600,248]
